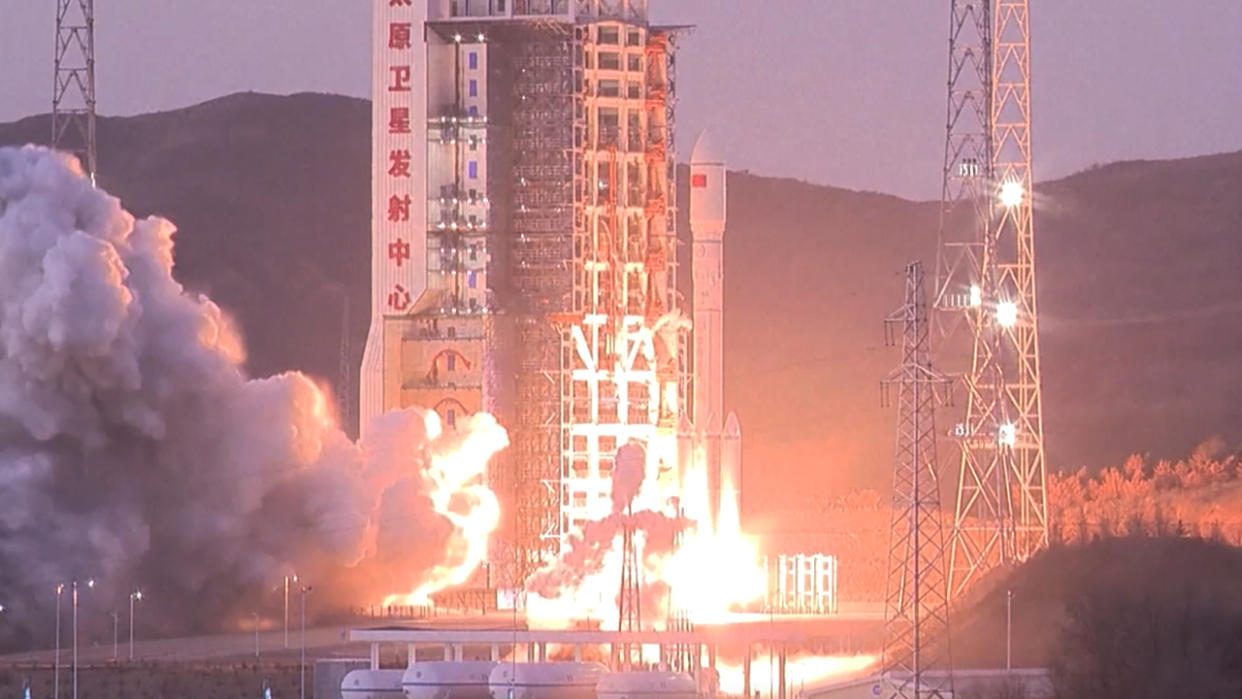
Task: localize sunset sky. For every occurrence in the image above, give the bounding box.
[3,0,1239,198]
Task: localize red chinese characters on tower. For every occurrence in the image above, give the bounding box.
[388,238,411,267]
[389,107,411,134]
[388,150,412,178]
[388,194,412,222]
[389,0,412,6]
[389,66,412,92]
[389,22,413,50]
[388,284,412,312]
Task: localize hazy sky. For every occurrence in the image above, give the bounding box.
[2,1,1239,199]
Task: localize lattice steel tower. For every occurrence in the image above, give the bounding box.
[936,0,1048,598]
[53,0,97,182]
[615,509,643,670]
[883,261,953,699]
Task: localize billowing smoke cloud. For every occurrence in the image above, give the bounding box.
[0,147,506,648]
[526,443,687,624]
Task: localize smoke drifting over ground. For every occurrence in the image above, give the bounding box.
[0,147,505,647]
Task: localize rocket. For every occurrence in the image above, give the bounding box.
[689,131,740,530]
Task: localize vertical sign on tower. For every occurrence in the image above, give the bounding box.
[361,0,431,427]
[375,0,428,317]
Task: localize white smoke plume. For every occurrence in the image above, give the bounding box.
[0,147,506,648]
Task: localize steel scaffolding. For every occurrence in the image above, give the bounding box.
[509,27,579,582]
[559,21,684,548]
[434,13,684,587]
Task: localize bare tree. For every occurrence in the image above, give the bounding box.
[1050,582,1242,699]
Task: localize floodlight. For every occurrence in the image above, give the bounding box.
[996,301,1018,328]
[999,181,1024,208]
[999,423,1017,447]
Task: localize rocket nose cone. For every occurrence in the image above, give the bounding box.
[724,411,741,437]
[691,131,723,165]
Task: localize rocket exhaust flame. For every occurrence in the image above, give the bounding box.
[525,441,764,630]
[0,147,506,645]
[381,411,506,605]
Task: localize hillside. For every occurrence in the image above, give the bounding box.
[948,535,1242,670]
[3,92,1241,510]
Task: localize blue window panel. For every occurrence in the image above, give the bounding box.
[468,161,478,179]
[468,52,478,70]
[468,270,477,289]
[467,105,479,117]
[447,353,456,371]
[446,409,457,428]
[469,79,478,97]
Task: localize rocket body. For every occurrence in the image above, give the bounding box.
[689,132,736,529]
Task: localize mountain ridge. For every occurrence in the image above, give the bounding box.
[3,91,1240,508]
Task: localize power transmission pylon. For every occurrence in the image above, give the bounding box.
[882,261,953,699]
[936,0,1049,598]
[615,508,643,670]
[53,0,97,182]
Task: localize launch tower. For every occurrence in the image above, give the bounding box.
[360,0,692,586]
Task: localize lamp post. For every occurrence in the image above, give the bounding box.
[253,612,261,659]
[300,585,312,699]
[128,590,142,661]
[1006,589,1014,672]
[109,611,118,662]
[72,579,94,699]
[54,584,64,699]
[283,574,297,648]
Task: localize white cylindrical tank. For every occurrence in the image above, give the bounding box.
[596,671,698,699]
[404,661,498,699]
[343,669,406,699]
[488,662,607,699]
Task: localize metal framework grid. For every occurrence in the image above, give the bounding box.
[559,21,683,542]
[502,9,685,581]
[509,25,579,583]
[53,0,97,180]
[882,261,953,699]
[936,0,1048,598]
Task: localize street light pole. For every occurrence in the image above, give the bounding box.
[1006,589,1014,672]
[54,584,63,699]
[110,611,118,662]
[253,612,261,659]
[128,590,142,661]
[284,574,297,649]
[71,582,78,699]
[300,585,312,699]
[72,579,94,699]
